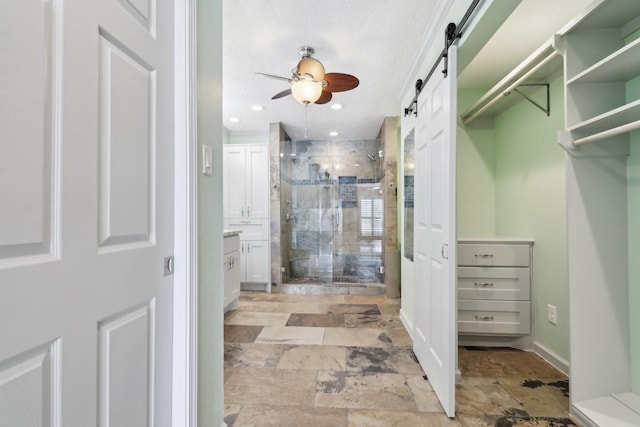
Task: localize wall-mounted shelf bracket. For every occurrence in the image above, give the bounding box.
[508,83,550,116]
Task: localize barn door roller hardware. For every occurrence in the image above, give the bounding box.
[404,0,481,117]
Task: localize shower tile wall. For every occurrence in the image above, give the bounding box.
[281,138,384,283]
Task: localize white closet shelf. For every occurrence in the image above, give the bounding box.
[569,0,640,32]
[460,40,561,126]
[568,98,640,135]
[566,36,640,85]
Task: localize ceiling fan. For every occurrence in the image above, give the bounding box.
[257,46,359,105]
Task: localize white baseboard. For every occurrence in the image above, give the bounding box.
[458,334,532,351]
[533,341,570,376]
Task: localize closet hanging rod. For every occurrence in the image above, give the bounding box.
[461,50,559,125]
[572,119,640,147]
[404,0,481,117]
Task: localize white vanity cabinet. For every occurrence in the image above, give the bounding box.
[457,240,533,343]
[223,143,271,292]
[223,232,241,311]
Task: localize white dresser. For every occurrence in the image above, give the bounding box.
[457,240,533,347]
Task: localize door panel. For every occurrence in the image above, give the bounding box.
[0,0,174,425]
[98,33,154,248]
[0,0,58,261]
[0,340,59,426]
[413,45,458,418]
[98,304,154,427]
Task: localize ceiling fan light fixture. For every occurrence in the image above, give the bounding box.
[297,57,325,81]
[291,79,322,104]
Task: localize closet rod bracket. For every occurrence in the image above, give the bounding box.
[508,83,550,116]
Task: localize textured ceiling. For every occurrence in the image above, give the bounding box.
[222,0,595,141]
[222,0,442,140]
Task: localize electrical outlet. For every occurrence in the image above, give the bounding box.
[547,304,557,325]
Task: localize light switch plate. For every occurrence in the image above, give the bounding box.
[202,145,213,176]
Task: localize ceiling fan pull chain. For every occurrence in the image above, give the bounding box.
[304,104,308,139]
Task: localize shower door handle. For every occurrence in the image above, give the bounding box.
[336,212,340,228]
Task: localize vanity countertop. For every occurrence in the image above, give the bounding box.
[223,229,242,237]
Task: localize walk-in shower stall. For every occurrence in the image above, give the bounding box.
[280,139,385,284]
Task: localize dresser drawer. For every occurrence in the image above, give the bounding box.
[458,267,530,301]
[225,219,269,240]
[457,243,530,267]
[458,300,530,335]
[224,235,240,255]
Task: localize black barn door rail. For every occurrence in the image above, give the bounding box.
[404,0,482,117]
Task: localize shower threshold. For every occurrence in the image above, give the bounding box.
[275,277,384,296]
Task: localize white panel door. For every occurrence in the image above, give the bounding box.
[413,45,458,418]
[223,145,247,218]
[0,0,174,425]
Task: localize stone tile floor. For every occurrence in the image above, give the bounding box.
[224,291,578,427]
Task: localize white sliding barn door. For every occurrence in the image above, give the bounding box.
[0,0,175,425]
[413,45,458,417]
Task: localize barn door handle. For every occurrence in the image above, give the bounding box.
[441,244,448,259]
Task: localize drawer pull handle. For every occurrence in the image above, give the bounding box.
[474,254,493,258]
[474,282,494,287]
[475,315,494,321]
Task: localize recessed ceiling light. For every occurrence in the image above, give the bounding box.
[251,105,264,111]
[229,117,240,123]
[331,104,343,110]
[329,131,339,136]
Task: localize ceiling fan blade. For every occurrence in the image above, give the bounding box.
[324,73,359,92]
[256,72,291,82]
[315,91,332,104]
[271,88,292,100]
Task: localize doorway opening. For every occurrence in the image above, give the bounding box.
[279,139,385,290]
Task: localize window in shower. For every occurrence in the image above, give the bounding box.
[360,198,383,237]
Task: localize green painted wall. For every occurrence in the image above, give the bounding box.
[629,130,640,393]
[493,77,569,360]
[457,89,497,238]
[228,134,269,145]
[197,0,225,425]
[627,59,640,391]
